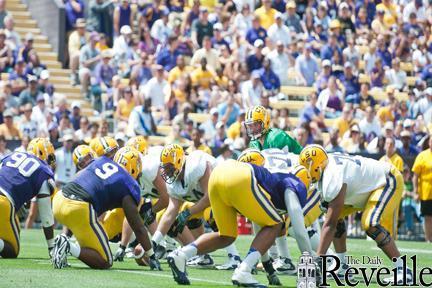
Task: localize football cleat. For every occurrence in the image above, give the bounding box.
[186,254,214,268]
[216,254,242,270]
[383,267,413,285]
[232,268,267,287]
[167,250,190,285]
[52,234,70,269]
[262,259,282,286]
[273,257,296,275]
[153,241,167,260]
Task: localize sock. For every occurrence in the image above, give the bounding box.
[69,241,81,258]
[0,239,4,252]
[182,243,198,259]
[309,231,320,252]
[268,244,278,259]
[261,251,270,262]
[336,252,346,265]
[225,243,240,257]
[151,231,164,245]
[276,236,291,259]
[239,248,261,272]
[394,257,403,269]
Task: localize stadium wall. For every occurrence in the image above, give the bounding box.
[22,0,66,65]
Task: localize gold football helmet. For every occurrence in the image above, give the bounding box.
[27,138,56,169]
[126,136,148,155]
[160,144,185,184]
[244,105,271,140]
[113,146,142,180]
[73,145,96,170]
[299,144,329,183]
[291,164,312,191]
[89,136,119,158]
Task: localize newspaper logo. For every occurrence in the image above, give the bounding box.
[297,252,317,288]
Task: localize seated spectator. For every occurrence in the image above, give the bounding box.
[18,33,34,64]
[294,124,313,147]
[87,0,113,38]
[157,36,181,72]
[241,71,263,108]
[115,86,136,123]
[295,43,320,86]
[113,25,135,74]
[186,127,212,155]
[75,116,91,142]
[0,29,11,72]
[0,0,11,29]
[317,76,344,118]
[70,101,81,131]
[190,57,215,90]
[18,103,38,139]
[340,124,362,153]
[199,107,219,142]
[180,118,194,140]
[284,1,303,34]
[342,38,360,69]
[325,129,345,153]
[211,121,227,149]
[398,130,420,158]
[2,81,19,113]
[300,92,325,127]
[333,105,353,138]
[113,0,133,37]
[0,134,10,157]
[246,39,265,72]
[245,15,267,45]
[142,65,168,111]
[58,113,74,138]
[370,58,385,88]
[267,12,291,46]
[380,136,404,172]
[226,110,245,140]
[215,142,233,164]
[211,23,230,51]
[359,106,381,141]
[267,40,292,85]
[37,70,54,97]
[191,8,213,48]
[315,59,332,92]
[54,97,71,123]
[234,4,253,37]
[94,49,116,89]
[150,8,172,45]
[172,102,192,132]
[79,32,101,99]
[385,58,407,91]
[18,75,42,106]
[182,0,200,35]
[258,57,280,93]
[218,93,240,127]
[166,123,189,145]
[363,40,377,74]
[130,52,152,88]
[254,0,277,30]
[65,0,85,32]
[68,18,87,85]
[190,36,218,71]
[340,62,360,99]
[4,15,21,52]
[138,28,159,55]
[320,33,342,61]
[127,96,156,137]
[0,109,20,140]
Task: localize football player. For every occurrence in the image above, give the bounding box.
[0,138,56,258]
[167,159,311,287]
[299,145,412,284]
[89,136,119,159]
[152,144,241,269]
[51,147,161,270]
[73,145,96,171]
[245,105,303,273]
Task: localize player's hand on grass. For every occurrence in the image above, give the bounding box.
[174,209,191,234]
[114,244,126,262]
[139,201,156,226]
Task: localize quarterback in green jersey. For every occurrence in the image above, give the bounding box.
[245,105,303,154]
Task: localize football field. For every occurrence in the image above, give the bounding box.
[1,230,431,288]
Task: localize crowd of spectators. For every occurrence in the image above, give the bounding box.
[1,0,432,239]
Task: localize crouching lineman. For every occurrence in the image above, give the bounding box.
[73,145,96,171]
[151,144,241,269]
[167,159,311,287]
[299,145,412,285]
[0,138,56,258]
[51,147,161,270]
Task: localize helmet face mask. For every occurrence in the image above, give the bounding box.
[77,153,94,170]
[299,145,329,183]
[47,154,56,170]
[114,146,142,180]
[244,120,265,140]
[160,144,185,184]
[160,162,182,184]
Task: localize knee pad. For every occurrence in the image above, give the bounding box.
[186,218,203,230]
[334,220,346,238]
[366,225,391,248]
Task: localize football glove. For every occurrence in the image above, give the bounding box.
[174,209,191,234]
[139,201,156,226]
[113,244,126,262]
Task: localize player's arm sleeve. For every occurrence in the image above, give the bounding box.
[284,188,313,254]
[321,169,343,204]
[36,180,54,228]
[277,131,303,154]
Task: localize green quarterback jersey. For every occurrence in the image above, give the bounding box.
[249,128,303,154]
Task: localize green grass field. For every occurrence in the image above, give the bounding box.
[1,230,431,288]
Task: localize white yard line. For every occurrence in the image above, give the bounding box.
[33,260,231,286]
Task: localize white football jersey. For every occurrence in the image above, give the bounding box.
[139,145,164,199]
[262,148,299,172]
[167,150,216,202]
[319,154,391,208]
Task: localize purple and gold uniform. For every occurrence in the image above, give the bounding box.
[53,156,140,264]
[209,160,307,238]
[0,152,54,255]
